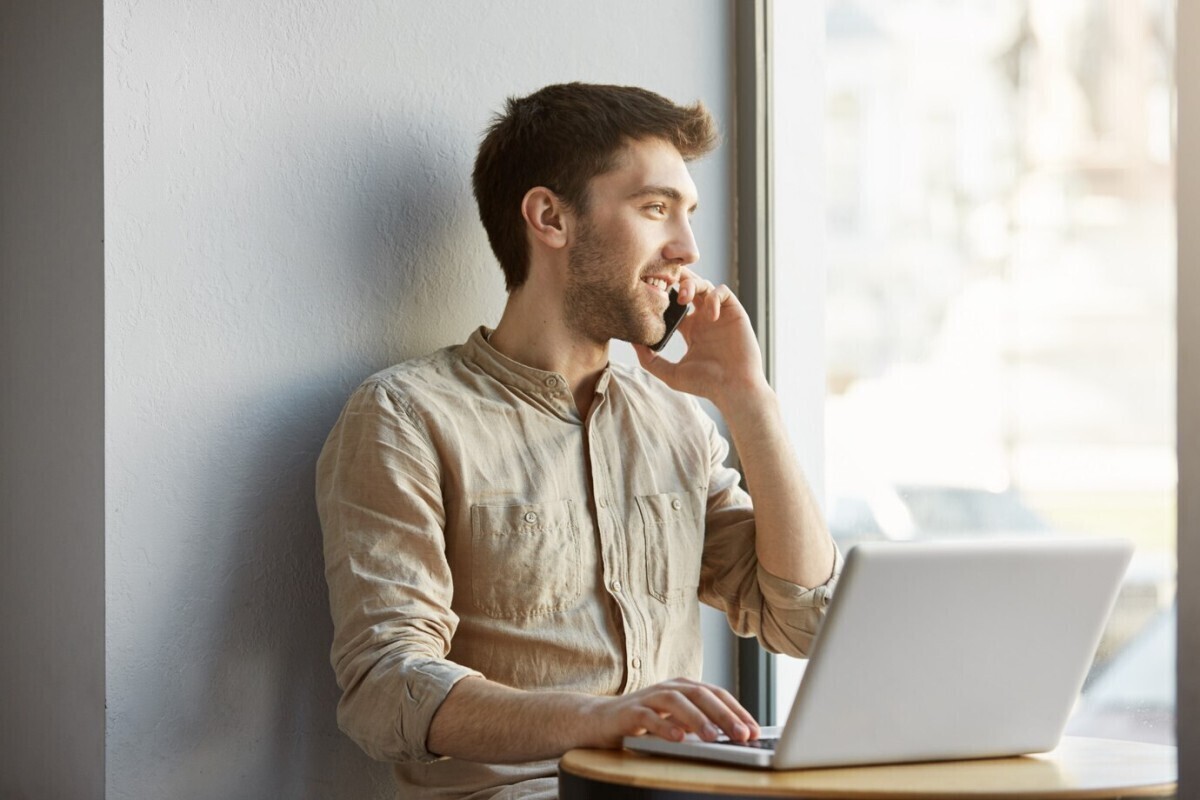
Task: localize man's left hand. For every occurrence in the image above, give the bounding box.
[633,268,769,411]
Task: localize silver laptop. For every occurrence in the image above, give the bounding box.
[624,537,1133,769]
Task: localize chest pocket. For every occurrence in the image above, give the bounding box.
[637,490,703,605]
[470,499,581,619]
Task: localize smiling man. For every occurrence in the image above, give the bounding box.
[316,83,840,799]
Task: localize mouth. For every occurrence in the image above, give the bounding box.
[640,275,675,298]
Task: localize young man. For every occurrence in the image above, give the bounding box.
[316,83,839,799]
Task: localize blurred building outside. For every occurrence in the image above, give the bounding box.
[786,0,1177,745]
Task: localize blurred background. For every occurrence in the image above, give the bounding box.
[819,0,1176,744]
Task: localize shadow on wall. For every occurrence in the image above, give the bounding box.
[195,386,395,798]
[339,115,497,365]
[163,122,479,798]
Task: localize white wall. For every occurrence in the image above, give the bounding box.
[0,1,106,798]
[102,2,737,797]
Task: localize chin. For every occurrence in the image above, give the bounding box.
[609,307,665,347]
[616,325,661,348]
[635,322,666,348]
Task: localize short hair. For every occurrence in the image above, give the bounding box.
[472,82,719,291]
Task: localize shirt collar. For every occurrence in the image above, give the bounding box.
[461,327,613,419]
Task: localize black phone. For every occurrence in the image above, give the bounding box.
[650,287,690,352]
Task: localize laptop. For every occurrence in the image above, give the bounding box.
[623,537,1133,769]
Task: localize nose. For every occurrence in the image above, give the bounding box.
[663,217,700,267]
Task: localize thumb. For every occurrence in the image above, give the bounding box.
[633,343,678,386]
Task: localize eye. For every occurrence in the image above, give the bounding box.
[645,202,668,216]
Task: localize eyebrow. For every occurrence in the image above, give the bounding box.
[629,185,699,213]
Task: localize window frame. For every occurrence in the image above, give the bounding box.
[733,0,776,725]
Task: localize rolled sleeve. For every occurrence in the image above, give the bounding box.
[335,651,480,763]
[753,547,843,656]
[317,380,481,763]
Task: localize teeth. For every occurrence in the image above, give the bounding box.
[644,277,669,291]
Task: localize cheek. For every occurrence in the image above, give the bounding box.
[621,225,660,263]
[590,214,661,269]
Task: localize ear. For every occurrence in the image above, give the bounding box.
[520,186,570,251]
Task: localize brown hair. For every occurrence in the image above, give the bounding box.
[472,82,718,291]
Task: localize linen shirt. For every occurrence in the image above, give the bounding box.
[315,327,841,799]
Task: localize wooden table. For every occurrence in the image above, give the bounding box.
[558,737,1177,799]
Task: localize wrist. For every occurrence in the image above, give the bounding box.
[713,376,776,424]
[575,694,617,748]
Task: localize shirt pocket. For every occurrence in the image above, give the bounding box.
[637,490,704,605]
[470,498,581,619]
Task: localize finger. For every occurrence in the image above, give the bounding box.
[714,283,732,317]
[676,269,705,305]
[645,683,755,743]
[640,688,726,742]
[704,684,761,740]
[701,283,732,321]
[629,706,687,743]
[662,679,759,740]
[675,683,756,743]
[683,277,715,319]
[688,282,716,321]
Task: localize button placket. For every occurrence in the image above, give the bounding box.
[587,389,645,689]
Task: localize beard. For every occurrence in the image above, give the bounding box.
[564,218,667,347]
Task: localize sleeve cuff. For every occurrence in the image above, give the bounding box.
[396,658,484,763]
[756,544,844,611]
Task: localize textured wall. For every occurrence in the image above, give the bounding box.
[104,2,735,797]
[0,1,105,798]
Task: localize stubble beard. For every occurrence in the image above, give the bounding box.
[564,219,666,347]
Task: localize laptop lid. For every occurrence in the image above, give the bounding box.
[624,537,1133,770]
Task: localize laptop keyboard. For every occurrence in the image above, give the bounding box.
[712,737,779,751]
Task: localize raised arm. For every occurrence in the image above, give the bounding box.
[634,272,837,589]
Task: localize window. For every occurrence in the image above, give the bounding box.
[770,0,1177,745]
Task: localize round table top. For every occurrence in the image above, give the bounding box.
[559,736,1178,798]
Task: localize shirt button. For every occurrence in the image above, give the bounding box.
[598,498,608,508]
[671,498,683,510]
[611,580,622,593]
[631,657,642,669]
[523,511,538,524]
[544,376,559,389]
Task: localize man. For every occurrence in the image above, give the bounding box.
[316,83,839,799]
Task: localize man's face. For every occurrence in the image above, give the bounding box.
[563,137,701,347]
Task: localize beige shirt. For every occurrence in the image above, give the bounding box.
[316,328,840,799]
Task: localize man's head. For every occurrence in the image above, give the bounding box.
[472,82,718,292]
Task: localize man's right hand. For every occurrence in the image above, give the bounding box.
[586,677,761,747]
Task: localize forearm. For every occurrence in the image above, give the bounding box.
[427,676,601,763]
[717,380,836,588]
[427,675,760,763]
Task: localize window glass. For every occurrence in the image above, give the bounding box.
[814,0,1176,744]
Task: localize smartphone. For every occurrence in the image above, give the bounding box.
[650,287,690,352]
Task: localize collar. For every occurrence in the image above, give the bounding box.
[460,327,613,420]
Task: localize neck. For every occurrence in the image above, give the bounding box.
[489,287,609,417]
